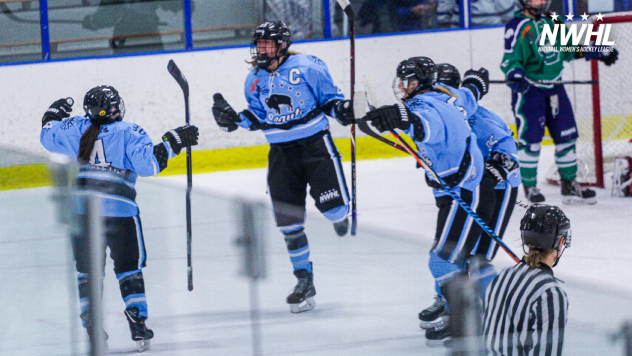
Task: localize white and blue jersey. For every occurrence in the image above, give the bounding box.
[41,116,175,217]
[238,54,345,144]
[404,92,484,197]
[469,106,521,189]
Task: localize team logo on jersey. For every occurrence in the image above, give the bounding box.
[486,135,499,151]
[250,79,260,93]
[266,94,294,114]
[60,117,75,130]
[319,189,340,204]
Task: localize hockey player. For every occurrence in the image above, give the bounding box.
[211,21,354,313]
[362,56,493,343]
[415,63,521,334]
[483,204,570,355]
[40,86,199,351]
[502,0,618,204]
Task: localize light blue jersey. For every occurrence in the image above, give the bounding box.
[469,106,521,189]
[41,116,176,217]
[238,54,345,144]
[426,84,479,121]
[404,93,484,197]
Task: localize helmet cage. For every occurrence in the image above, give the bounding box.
[250,21,292,70]
[520,0,553,16]
[392,57,436,103]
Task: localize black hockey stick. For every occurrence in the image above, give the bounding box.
[336,0,358,235]
[490,79,597,85]
[167,59,194,291]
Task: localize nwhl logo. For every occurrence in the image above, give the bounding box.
[539,12,615,49]
[319,189,340,204]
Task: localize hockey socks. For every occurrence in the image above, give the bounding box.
[117,270,148,319]
[283,229,312,273]
[555,141,578,181]
[518,143,541,187]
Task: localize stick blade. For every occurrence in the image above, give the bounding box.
[353,90,366,119]
[167,59,189,97]
[363,75,378,110]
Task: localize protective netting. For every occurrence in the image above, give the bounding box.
[548,13,632,187]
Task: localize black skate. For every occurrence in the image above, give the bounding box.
[333,217,349,237]
[124,308,154,352]
[561,179,597,205]
[419,295,446,329]
[425,313,451,347]
[524,185,545,203]
[80,311,109,353]
[287,264,316,313]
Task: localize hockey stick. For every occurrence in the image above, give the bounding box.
[490,79,597,85]
[360,78,520,262]
[167,59,194,291]
[336,0,358,235]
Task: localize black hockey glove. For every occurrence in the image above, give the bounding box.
[212,93,240,132]
[484,161,507,184]
[462,68,489,100]
[506,68,530,94]
[43,98,74,126]
[364,104,414,132]
[333,100,355,126]
[577,46,619,66]
[163,125,199,155]
[240,109,262,131]
[484,152,519,184]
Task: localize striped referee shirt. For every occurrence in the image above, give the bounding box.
[483,262,568,356]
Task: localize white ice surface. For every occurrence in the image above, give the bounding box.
[1,145,631,355]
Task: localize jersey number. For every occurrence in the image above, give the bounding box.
[90,140,111,168]
[447,97,467,118]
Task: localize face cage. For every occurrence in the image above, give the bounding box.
[525,0,552,15]
[393,76,421,103]
[250,38,284,69]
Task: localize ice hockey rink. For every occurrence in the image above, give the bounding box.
[1,145,631,355]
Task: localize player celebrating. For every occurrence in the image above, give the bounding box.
[363,56,493,343]
[40,86,199,350]
[211,21,354,313]
[483,204,570,355]
[502,0,617,204]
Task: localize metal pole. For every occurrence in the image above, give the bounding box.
[39,0,50,60]
[86,195,106,356]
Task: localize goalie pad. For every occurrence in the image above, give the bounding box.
[612,156,632,197]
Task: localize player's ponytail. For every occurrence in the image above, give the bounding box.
[432,86,457,98]
[524,245,555,268]
[77,123,101,164]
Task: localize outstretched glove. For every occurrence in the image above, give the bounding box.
[506,68,530,94]
[212,93,240,132]
[333,100,355,126]
[364,103,414,132]
[579,46,618,66]
[43,98,74,126]
[162,125,199,155]
[462,68,490,100]
[484,152,519,184]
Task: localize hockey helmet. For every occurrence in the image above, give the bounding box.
[393,56,437,103]
[250,21,292,70]
[83,85,125,124]
[436,63,461,89]
[520,204,571,266]
[519,0,552,16]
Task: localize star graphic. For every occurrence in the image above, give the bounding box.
[596,12,604,21]
[271,84,275,89]
[550,12,559,20]
[296,92,301,97]
[288,86,293,91]
[580,12,589,21]
[279,83,284,88]
[565,13,574,21]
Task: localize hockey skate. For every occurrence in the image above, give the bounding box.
[80,311,109,353]
[287,264,316,313]
[333,217,349,237]
[124,308,154,352]
[524,185,545,203]
[561,179,596,205]
[425,313,451,347]
[419,295,445,329]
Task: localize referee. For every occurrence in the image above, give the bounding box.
[483,204,571,356]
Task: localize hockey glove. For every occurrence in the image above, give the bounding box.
[43,97,74,126]
[163,125,199,155]
[505,68,530,94]
[579,46,619,66]
[484,161,507,184]
[484,152,519,184]
[364,104,414,133]
[212,93,240,132]
[240,109,262,131]
[333,100,355,126]
[461,68,489,100]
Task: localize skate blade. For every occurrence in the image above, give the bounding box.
[419,320,441,330]
[562,196,597,205]
[425,337,451,348]
[289,296,315,313]
[136,339,150,352]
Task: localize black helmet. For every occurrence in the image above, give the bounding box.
[520,204,571,265]
[393,57,436,103]
[519,0,552,16]
[250,21,292,70]
[436,63,461,89]
[83,85,125,124]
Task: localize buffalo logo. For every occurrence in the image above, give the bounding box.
[265,94,293,114]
